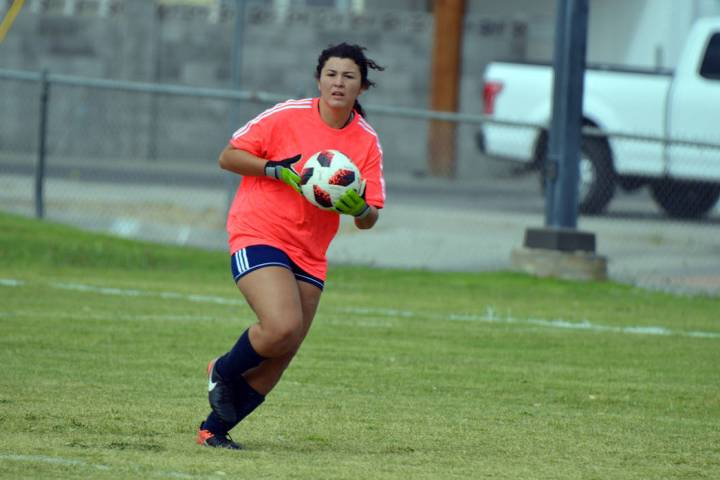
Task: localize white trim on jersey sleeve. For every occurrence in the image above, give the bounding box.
[232,98,313,140]
[357,117,384,155]
[356,117,386,204]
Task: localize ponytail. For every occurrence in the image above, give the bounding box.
[353,99,367,118]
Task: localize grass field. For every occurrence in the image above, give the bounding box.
[1,211,719,479]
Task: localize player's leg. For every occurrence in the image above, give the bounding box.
[200,248,306,448]
[243,279,322,394]
[201,279,322,446]
[198,247,322,449]
[212,246,307,392]
[209,265,303,421]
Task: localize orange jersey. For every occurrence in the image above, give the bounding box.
[226,97,386,280]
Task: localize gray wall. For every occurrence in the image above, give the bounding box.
[0,1,541,177]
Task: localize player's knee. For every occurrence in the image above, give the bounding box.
[259,318,303,356]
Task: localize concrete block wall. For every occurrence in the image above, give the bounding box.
[0,1,544,177]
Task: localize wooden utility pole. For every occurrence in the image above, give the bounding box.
[428,0,465,177]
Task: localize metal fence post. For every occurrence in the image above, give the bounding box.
[225,0,246,214]
[35,69,50,219]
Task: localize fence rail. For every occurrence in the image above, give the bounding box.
[2,67,720,226]
[4,67,720,149]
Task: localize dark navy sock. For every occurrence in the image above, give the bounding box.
[202,411,228,436]
[233,376,266,424]
[215,328,266,381]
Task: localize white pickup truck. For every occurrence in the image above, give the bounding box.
[479,17,720,218]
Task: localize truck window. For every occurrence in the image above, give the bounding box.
[700,33,720,80]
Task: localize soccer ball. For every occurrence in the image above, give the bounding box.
[300,150,362,211]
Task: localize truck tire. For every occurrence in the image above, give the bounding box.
[650,180,720,218]
[578,138,615,214]
[539,137,615,215]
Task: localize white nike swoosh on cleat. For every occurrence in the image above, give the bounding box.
[208,378,217,392]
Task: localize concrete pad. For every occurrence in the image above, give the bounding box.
[510,247,608,281]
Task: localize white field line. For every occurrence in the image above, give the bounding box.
[0,454,109,471]
[338,306,720,340]
[50,281,245,306]
[3,310,217,322]
[0,453,210,479]
[2,278,719,340]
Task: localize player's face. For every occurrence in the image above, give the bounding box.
[317,57,365,110]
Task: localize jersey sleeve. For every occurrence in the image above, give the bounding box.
[362,146,386,209]
[228,109,274,158]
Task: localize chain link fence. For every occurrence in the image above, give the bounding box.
[1,70,265,248]
[2,67,719,248]
[523,126,720,220]
[0,69,497,250]
[2,1,720,256]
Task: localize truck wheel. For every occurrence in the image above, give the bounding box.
[540,137,615,215]
[650,180,720,218]
[578,138,615,215]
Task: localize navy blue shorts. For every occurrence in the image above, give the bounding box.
[230,245,325,291]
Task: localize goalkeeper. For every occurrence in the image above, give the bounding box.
[196,42,386,449]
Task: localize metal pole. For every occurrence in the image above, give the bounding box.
[229,0,244,126]
[148,3,160,161]
[35,69,49,219]
[544,0,589,228]
[225,0,246,212]
[513,0,602,279]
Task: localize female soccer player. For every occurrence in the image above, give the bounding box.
[197,43,386,449]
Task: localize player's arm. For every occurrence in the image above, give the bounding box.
[339,148,384,230]
[354,205,379,230]
[218,144,302,193]
[334,185,380,230]
[218,144,266,176]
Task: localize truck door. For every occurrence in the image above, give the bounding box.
[667,31,720,181]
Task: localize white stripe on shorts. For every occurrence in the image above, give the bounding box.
[234,249,246,273]
[242,248,249,272]
[294,273,325,289]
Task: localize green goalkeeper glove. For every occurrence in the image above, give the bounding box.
[265,154,302,193]
[334,182,370,218]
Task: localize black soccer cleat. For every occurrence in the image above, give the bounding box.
[207,359,238,425]
[196,424,242,450]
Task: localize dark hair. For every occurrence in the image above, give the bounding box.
[315,42,384,118]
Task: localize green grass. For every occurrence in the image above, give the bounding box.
[1,211,719,479]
